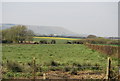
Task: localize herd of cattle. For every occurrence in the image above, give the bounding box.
[19,40,56,44]
[18,40,84,44]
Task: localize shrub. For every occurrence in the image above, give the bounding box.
[6,60,23,72]
[85,38,109,44]
[50,60,60,66]
[107,40,120,45]
[6,72,14,78]
[85,43,118,57]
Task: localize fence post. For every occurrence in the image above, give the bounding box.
[43,73,46,80]
[33,57,36,81]
[106,57,111,80]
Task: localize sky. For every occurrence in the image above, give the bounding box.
[1,1,119,37]
[1,0,119,2]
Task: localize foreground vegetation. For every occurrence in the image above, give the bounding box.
[2,44,119,79]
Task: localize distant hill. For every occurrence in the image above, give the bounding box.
[0,24,16,30]
[0,24,87,37]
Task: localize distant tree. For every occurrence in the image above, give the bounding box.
[2,25,34,43]
[87,35,97,38]
[49,34,54,37]
[25,30,34,42]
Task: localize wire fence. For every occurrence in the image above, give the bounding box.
[30,57,119,80]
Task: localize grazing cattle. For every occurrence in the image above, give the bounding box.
[72,41,84,44]
[51,40,56,44]
[66,41,72,44]
[39,40,48,44]
[72,41,77,44]
[34,42,39,44]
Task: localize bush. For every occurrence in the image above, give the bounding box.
[73,38,110,44]
[107,40,120,45]
[50,60,60,66]
[6,60,24,72]
[6,72,14,78]
[86,38,109,44]
[85,43,118,57]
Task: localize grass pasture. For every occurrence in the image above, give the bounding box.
[2,37,119,79]
[3,44,118,71]
[3,44,110,66]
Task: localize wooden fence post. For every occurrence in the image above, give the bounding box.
[106,57,111,80]
[43,73,46,80]
[33,57,36,81]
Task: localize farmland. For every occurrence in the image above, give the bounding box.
[34,37,81,40]
[33,37,81,44]
[3,44,112,66]
[2,43,119,79]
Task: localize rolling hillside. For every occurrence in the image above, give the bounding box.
[0,24,87,37]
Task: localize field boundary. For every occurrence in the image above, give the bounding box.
[85,43,119,57]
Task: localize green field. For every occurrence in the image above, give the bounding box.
[3,44,118,67]
[2,44,119,79]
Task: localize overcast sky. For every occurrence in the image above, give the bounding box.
[2,2,118,37]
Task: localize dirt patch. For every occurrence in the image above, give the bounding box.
[35,71,105,79]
